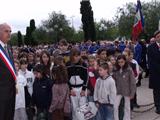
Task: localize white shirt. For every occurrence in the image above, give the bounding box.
[131,59,140,80]
[94,76,117,105]
[15,73,27,109]
[156,42,160,47]
[19,69,35,96]
[0,40,5,48]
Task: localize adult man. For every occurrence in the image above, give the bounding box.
[0,23,16,120]
[148,30,160,114]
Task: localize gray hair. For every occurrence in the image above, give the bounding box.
[0,23,11,38]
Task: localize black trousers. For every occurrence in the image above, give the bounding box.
[0,97,15,120]
[153,89,160,111]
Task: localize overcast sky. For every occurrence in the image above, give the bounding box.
[0,0,151,34]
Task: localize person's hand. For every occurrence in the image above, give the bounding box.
[95,103,99,108]
[80,90,86,96]
[70,90,76,96]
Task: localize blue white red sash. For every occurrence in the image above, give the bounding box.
[0,44,16,80]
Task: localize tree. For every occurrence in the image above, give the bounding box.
[9,33,18,46]
[115,3,135,39]
[30,19,36,32]
[41,11,74,43]
[24,27,31,45]
[115,1,160,40]
[24,19,37,46]
[95,19,118,40]
[80,0,96,41]
[17,31,23,47]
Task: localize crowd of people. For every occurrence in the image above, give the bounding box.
[1,23,160,120]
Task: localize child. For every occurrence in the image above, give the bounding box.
[49,56,71,120]
[14,60,28,120]
[113,55,136,120]
[32,64,54,120]
[94,62,117,120]
[87,55,99,102]
[19,59,35,120]
[97,48,108,65]
[58,39,70,63]
[40,50,53,79]
[66,48,88,120]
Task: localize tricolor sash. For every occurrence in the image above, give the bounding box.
[0,44,16,80]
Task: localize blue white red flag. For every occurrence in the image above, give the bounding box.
[132,0,144,40]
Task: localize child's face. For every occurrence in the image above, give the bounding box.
[99,51,107,60]
[22,57,27,61]
[42,54,49,65]
[129,53,134,60]
[123,52,129,61]
[73,55,81,63]
[98,67,108,77]
[36,57,40,63]
[59,44,68,52]
[81,51,87,57]
[15,63,19,72]
[108,62,113,72]
[20,64,27,71]
[88,58,95,67]
[28,54,34,62]
[110,57,116,65]
[33,71,42,79]
[118,58,126,68]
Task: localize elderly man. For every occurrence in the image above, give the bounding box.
[148,30,160,114]
[0,23,16,120]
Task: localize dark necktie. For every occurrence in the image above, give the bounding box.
[4,45,9,57]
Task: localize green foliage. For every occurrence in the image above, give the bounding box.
[24,19,37,46]
[115,1,160,40]
[30,19,36,32]
[10,33,18,46]
[17,31,23,47]
[95,19,119,41]
[41,11,75,43]
[142,2,160,38]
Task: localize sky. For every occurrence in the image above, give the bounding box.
[0,0,151,34]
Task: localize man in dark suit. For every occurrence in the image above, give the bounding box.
[0,23,16,120]
[148,30,160,114]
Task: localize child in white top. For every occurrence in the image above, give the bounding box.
[14,60,28,120]
[19,59,35,120]
[94,62,117,120]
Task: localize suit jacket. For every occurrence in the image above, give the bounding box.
[134,43,142,64]
[148,43,160,89]
[0,44,16,101]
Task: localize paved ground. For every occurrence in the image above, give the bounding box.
[132,78,160,120]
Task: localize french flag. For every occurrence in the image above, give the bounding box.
[132,0,144,40]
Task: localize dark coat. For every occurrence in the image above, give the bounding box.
[32,77,53,109]
[0,44,16,120]
[148,43,160,89]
